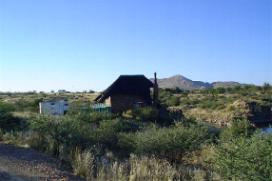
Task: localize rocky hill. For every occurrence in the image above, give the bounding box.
[211,81,241,88]
[151,75,241,90]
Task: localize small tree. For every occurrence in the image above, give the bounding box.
[263,83,271,91]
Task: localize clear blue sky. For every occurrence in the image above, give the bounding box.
[0,0,271,92]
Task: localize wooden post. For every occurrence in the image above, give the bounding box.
[153,72,159,107]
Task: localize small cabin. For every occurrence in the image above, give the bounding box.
[39,99,69,115]
[94,74,158,113]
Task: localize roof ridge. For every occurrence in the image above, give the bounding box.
[94,74,154,102]
[119,74,145,76]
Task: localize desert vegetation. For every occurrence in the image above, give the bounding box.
[0,84,271,180]
[160,84,272,126]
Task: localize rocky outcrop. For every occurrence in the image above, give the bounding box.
[248,102,272,126]
[183,100,271,127]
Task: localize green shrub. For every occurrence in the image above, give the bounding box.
[0,101,21,131]
[131,107,159,122]
[263,83,271,91]
[119,124,211,160]
[213,133,272,180]
[198,99,226,110]
[95,119,140,154]
[29,115,93,156]
[74,111,113,124]
[220,120,254,141]
[89,112,112,123]
[13,98,41,112]
[216,87,226,94]
[166,96,180,106]
[0,101,15,112]
[28,115,139,159]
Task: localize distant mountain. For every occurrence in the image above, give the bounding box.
[151,75,241,90]
[211,81,241,88]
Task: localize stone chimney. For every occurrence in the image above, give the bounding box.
[153,72,159,106]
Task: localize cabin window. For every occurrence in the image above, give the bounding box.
[134,102,145,108]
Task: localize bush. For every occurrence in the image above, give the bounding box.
[216,87,226,94]
[220,120,254,141]
[73,111,112,124]
[28,115,141,159]
[29,115,93,157]
[119,123,212,160]
[263,83,271,91]
[213,133,272,180]
[131,107,159,122]
[198,99,226,110]
[0,102,21,131]
[13,98,41,112]
[95,119,140,154]
[166,96,180,106]
[0,101,15,112]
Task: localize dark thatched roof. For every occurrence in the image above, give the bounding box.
[94,75,154,103]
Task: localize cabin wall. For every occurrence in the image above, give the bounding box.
[104,97,111,106]
[110,94,149,113]
[39,100,69,115]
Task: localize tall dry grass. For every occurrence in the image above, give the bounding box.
[71,148,95,180]
[71,151,217,181]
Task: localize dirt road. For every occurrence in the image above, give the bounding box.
[0,143,83,181]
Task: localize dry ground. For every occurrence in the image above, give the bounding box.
[0,143,83,181]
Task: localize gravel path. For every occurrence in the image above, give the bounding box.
[0,143,84,181]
